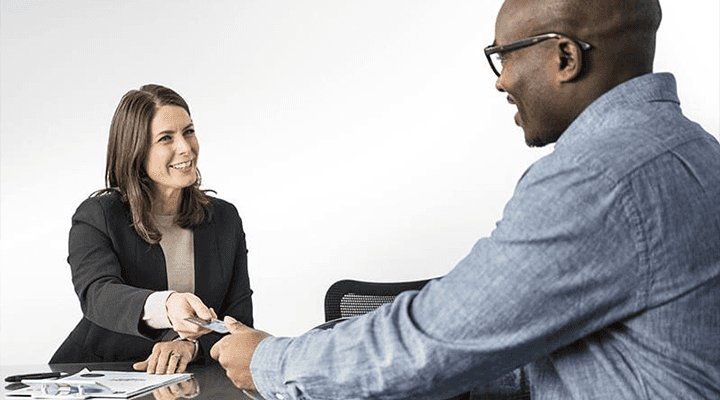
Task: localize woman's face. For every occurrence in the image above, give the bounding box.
[144,105,199,201]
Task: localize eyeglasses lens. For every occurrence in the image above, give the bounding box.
[490,52,503,76]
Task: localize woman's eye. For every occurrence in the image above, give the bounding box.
[184,129,195,136]
[159,135,172,142]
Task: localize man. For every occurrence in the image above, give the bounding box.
[211,0,720,398]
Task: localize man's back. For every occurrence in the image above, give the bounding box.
[522,73,720,399]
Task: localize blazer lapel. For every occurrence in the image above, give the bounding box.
[123,220,167,291]
[192,216,225,309]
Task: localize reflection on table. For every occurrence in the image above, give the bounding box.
[2,362,263,400]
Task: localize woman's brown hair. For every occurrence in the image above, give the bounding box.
[96,84,212,244]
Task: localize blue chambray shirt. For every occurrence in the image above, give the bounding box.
[250,73,720,400]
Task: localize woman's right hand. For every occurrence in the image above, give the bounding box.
[165,292,217,339]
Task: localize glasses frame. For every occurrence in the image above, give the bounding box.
[483,33,593,77]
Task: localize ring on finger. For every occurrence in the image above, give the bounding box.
[170,352,182,359]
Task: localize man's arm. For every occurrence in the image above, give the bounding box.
[213,158,646,400]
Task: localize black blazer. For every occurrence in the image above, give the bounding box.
[50,191,253,364]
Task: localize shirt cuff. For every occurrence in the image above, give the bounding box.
[250,336,295,400]
[142,290,175,330]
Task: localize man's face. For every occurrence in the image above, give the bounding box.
[493,1,565,147]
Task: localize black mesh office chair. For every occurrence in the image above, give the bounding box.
[323,278,434,322]
[322,278,471,400]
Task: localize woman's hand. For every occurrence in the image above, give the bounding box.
[166,292,217,339]
[133,340,195,375]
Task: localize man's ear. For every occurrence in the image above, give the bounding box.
[555,38,583,82]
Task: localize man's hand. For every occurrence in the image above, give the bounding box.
[166,292,217,339]
[210,316,272,391]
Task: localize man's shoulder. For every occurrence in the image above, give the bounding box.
[553,73,717,182]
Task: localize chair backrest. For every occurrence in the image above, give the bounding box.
[323,278,434,322]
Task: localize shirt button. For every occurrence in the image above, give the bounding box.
[275,394,284,400]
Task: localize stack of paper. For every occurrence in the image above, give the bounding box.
[8,368,192,399]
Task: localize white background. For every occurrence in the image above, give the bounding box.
[1,0,718,366]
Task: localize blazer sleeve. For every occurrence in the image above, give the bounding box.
[68,196,159,340]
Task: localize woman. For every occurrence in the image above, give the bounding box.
[51,84,253,374]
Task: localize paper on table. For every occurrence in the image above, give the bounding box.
[8,368,192,399]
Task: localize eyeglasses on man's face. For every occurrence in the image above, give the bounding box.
[483,33,593,77]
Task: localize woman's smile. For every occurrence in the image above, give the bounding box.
[170,159,194,170]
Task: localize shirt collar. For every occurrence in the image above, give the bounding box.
[556,72,680,148]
